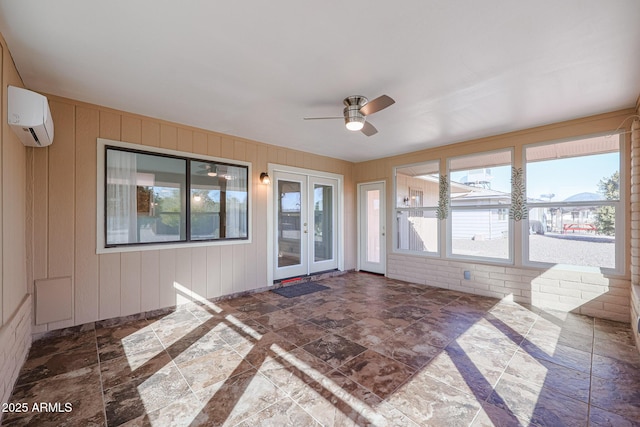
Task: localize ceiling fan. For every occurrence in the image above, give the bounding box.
[304,94,395,136]
[196,163,218,177]
[195,163,233,180]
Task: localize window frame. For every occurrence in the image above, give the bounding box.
[392,160,440,256]
[521,132,625,275]
[446,148,514,264]
[97,138,252,254]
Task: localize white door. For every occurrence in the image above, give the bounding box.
[359,182,386,274]
[274,172,338,280]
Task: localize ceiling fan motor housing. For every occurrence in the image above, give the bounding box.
[343,96,368,130]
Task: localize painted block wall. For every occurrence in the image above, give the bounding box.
[630,103,640,351]
[356,109,635,324]
[0,296,30,409]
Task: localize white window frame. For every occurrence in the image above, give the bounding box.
[521,132,625,275]
[392,161,440,256]
[96,138,252,254]
[446,148,514,264]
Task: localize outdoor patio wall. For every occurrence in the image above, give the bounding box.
[27,95,356,336]
[355,109,635,323]
[630,99,640,352]
[0,35,32,407]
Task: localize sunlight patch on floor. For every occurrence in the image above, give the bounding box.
[173,282,224,313]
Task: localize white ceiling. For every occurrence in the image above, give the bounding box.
[1,1,639,162]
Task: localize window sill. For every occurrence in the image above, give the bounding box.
[96,237,252,255]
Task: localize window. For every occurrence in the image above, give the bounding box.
[103,142,249,249]
[394,161,440,254]
[524,133,622,271]
[448,150,512,261]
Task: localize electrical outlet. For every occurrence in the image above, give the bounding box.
[464,270,471,280]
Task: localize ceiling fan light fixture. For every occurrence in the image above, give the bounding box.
[345,117,365,131]
[344,102,365,131]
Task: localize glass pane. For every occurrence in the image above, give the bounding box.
[450,151,511,207]
[451,209,509,259]
[224,165,248,238]
[396,209,438,253]
[367,190,380,263]
[190,161,248,240]
[313,184,333,262]
[528,205,615,269]
[526,152,620,204]
[106,148,186,245]
[395,161,439,208]
[278,180,302,267]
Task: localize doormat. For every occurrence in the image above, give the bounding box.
[271,281,329,298]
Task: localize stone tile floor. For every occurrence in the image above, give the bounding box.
[2,272,640,426]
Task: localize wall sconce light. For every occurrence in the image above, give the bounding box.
[260,172,271,185]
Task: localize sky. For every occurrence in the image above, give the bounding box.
[526,152,619,202]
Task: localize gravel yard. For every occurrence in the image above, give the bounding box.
[452,233,615,268]
[528,233,615,268]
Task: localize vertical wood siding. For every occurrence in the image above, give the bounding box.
[31,96,355,331]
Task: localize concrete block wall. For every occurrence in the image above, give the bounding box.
[0,296,31,409]
[631,113,640,352]
[388,254,630,322]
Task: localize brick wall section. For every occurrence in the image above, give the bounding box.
[388,254,630,322]
[632,114,640,352]
[633,284,640,352]
[0,296,32,411]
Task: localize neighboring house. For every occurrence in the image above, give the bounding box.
[450,184,510,240]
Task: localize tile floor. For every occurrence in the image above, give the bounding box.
[2,272,640,426]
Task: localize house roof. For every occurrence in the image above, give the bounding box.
[1,1,639,162]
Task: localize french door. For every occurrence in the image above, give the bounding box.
[274,171,338,280]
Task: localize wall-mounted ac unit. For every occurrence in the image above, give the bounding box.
[7,86,54,147]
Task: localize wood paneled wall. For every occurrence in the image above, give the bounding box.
[1,32,32,406]
[30,96,355,333]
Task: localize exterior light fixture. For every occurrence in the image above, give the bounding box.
[260,172,271,184]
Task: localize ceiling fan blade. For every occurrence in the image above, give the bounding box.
[359,95,395,116]
[361,121,378,136]
[303,116,343,120]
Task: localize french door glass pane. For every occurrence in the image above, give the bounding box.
[313,184,333,262]
[278,180,302,268]
[367,190,380,263]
